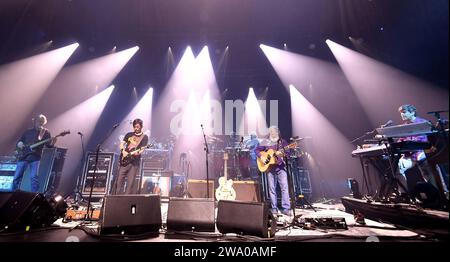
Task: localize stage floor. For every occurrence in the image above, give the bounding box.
[1,200,446,242]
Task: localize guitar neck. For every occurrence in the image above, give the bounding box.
[129,144,151,154]
[224,160,227,179]
[29,137,52,149]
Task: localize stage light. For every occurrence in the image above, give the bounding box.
[47,194,68,218]
[0,43,79,149]
[153,44,220,180]
[33,45,140,118]
[46,85,114,194]
[289,85,362,198]
[104,86,154,151]
[239,87,268,136]
[326,39,448,126]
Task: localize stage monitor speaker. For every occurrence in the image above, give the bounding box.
[100,194,162,235]
[233,181,261,202]
[167,198,215,232]
[187,179,214,198]
[217,200,276,238]
[0,191,57,232]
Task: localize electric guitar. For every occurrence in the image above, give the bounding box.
[257,142,297,172]
[119,144,152,167]
[152,176,162,195]
[215,152,236,201]
[14,130,70,161]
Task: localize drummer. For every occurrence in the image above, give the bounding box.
[244,132,260,178]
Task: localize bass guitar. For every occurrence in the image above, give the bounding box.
[15,130,70,161]
[257,142,297,172]
[119,144,152,167]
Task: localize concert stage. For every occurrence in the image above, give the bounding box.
[0,200,445,242]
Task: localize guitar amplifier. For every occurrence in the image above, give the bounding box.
[139,170,173,198]
[187,179,215,199]
[0,157,16,192]
[81,152,115,197]
[19,147,67,194]
[141,149,170,170]
[233,181,261,202]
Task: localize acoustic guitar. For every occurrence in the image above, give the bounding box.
[256,142,297,172]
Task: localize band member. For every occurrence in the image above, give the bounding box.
[256,126,291,216]
[244,133,260,179]
[114,118,149,194]
[13,114,56,192]
[396,104,431,193]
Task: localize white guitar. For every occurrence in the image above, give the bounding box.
[215,152,236,201]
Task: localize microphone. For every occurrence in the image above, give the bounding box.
[427,110,449,114]
[380,120,393,128]
[77,132,84,137]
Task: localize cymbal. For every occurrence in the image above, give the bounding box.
[207,136,223,142]
[290,136,312,141]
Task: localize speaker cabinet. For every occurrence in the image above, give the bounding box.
[20,147,67,194]
[233,181,261,202]
[100,194,162,235]
[167,198,215,232]
[0,191,57,232]
[187,179,214,198]
[217,200,276,238]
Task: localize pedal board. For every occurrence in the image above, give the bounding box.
[297,216,348,230]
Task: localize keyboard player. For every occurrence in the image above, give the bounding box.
[396,104,432,194]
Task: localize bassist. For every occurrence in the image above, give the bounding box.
[114,118,148,195]
[13,114,56,192]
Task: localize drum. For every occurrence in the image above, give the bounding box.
[209,150,225,178]
[238,149,251,178]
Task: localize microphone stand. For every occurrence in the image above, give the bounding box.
[201,125,210,199]
[282,141,316,222]
[84,123,120,221]
[350,130,376,145]
[75,133,86,203]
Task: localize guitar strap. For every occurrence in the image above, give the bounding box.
[130,133,146,150]
[38,128,47,141]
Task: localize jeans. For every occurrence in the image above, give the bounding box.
[397,152,428,193]
[115,164,139,194]
[13,160,40,192]
[266,167,291,212]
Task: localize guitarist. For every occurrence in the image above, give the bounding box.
[114,118,148,195]
[13,114,56,192]
[255,126,291,216]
